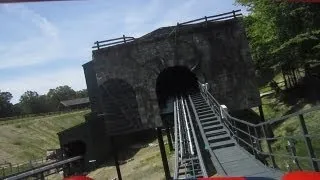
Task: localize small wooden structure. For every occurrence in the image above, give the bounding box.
[60,98,90,110]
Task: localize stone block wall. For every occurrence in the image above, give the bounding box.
[90,18,261,135]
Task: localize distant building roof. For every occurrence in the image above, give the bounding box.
[60,97,90,107]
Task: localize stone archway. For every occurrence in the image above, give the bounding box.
[100,78,142,135]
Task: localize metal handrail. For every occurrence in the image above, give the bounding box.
[198,82,320,172]
[198,82,320,128]
[4,156,83,180]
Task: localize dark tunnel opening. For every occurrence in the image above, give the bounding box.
[63,140,86,158]
[156,66,199,109]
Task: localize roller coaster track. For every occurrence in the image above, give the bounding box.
[174,93,283,179]
[4,83,320,180]
[173,83,320,179]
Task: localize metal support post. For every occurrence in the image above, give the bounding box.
[261,125,277,168]
[157,127,171,180]
[299,114,319,171]
[258,105,274,138]
[110,136,122,180]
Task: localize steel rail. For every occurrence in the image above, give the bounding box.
[181,97,194,155]
[173,99,179,179]
[177,99,183,160]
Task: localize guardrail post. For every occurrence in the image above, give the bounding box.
[247,125,256,158]
[254,127,262,152]
[231,118,239,143]
[123,35,126,43]
[110,136,122,180]
[259,105,274,138]
[157,128,171,180]
[299,114,319,171]
[95,41,100,50]
[204,16,208,27]
[261,125,277,168]
[232,10,236,18]
[286,139,302,170]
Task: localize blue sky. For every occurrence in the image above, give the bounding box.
[0,0,247,103]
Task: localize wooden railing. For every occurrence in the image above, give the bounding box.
[92,10,242,50]
[92,35,135,49]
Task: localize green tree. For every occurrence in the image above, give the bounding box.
[0,91,14,118]
[19,91,54,114]
[236,0,320,70]
[19,91,39,114]
[75,89,88,98]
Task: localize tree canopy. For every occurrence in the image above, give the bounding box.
[236,0,320,70]
[0,91,14,118]
[0,86,88,118]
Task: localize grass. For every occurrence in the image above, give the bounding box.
[256,92,320,171]
[45,136,175,180]
[253,70,320,171]
[0,110,89,165]
[270,108,320,171]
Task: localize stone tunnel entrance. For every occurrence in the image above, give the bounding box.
[156,66,199,111]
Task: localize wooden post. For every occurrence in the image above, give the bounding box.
[110,136,122,180]
[123,35,126,43]
[204,16,208,27]
[95,41,100,50]
[232,10,236,18]
[157,128,171,180]
[299,114,319,171]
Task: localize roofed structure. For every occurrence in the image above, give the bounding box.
[60,97,90,109]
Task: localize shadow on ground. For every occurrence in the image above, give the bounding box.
[279,76,320,115]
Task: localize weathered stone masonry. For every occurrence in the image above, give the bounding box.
[92,18,261,134]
